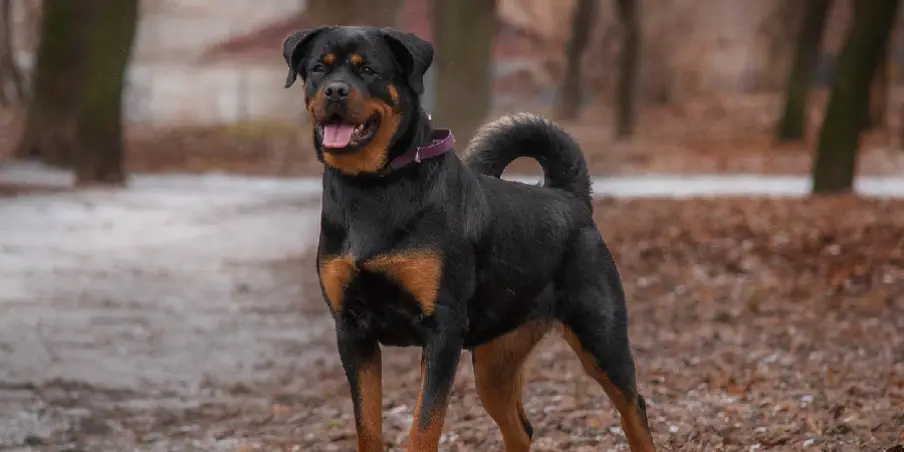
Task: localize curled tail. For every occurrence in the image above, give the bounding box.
[463,112,593,209]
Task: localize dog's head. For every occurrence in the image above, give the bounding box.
[283,26,433,175]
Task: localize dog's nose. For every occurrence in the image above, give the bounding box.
[324,82,350,102]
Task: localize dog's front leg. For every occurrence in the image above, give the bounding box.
[407,307,464,451]
[336,320,384,452]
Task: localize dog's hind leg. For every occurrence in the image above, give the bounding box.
[472,321,551,452]
[556,230,656,452]
[562,327,655,451]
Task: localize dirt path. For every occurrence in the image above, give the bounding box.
[0,178,330,451]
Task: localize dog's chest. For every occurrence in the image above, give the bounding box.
[319,249,442,346]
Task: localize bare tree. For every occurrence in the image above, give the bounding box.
[15,0,87,166]
[0,0,25,105]
[863,48,889,130]
[554,0,597,121]
[851,0,891,132]
[433,0,497,147]
[72,0,140,186]
[811,0,900,194]
[16,0,139,185]
[614,0,640,139]
[758,1,805,91]
[775,0,832,142]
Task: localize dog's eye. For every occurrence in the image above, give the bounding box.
[311,63,325,73]
[360,66,376,76]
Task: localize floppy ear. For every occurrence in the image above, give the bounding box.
[283,26,333,88]
[379,28,434,95]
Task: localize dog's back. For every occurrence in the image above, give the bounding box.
[459,114,657,451]
[453,113,599,345]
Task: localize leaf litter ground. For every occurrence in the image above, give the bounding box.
[2,195,901,451]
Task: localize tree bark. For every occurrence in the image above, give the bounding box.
[775,0,832,142]
[614,0,640,140]
[433,0,497,148]
[811,0,900,194]
[306,0,402,27]
[862,48,889,130]
[900,103,904,151]
[0,0,25,106]
[554,0,596,121]
[15,0,89,166]
[857,0,888,131]
[758,1,805,91]
[72,0,139,186]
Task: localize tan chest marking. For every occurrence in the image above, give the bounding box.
[362,249,443,315]
[319,250,443,314]
[319,255,357,312]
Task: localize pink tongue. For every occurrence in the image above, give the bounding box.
[322,124,356,148]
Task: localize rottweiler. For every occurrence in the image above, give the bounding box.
[283,25,657,452]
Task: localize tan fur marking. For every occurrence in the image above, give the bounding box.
[319,89,400,175]
[473,322,551,452]
[355,349,384,452]
[350,53,364,65]
[319,255,356,312]
[306,88,327,125]
[362,249,442,314]
[563,328,657,452]
[407,358,447,451]
[388,84,399,105]
[323,53,335,64]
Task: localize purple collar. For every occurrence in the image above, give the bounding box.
[389,129,455,170]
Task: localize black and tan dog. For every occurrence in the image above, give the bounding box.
[283,25,657,452]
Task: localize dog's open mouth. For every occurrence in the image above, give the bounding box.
[317,114,380,150]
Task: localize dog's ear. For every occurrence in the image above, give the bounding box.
[283,26,332,88]
[379,28,434,95]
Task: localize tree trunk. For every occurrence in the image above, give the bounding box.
[758,1,805,91]
[306,0,401,27]
[857,0,890,132]
[554,0,596,121]
[433,0,497,148]
[72,0,139,186]
[0,0,25,106]
[900,103,904,151]
[811,0,900,194]
[775,0,832,142]
[862,48,889,130]
[614,0,640,140]
[15,0,90,166]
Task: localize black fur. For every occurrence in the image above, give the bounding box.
[284,25,655,451]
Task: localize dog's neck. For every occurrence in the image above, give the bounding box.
[404,108,436,151]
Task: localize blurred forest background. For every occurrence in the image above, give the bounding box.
[1,2,903,451]
[1,0,904,191]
